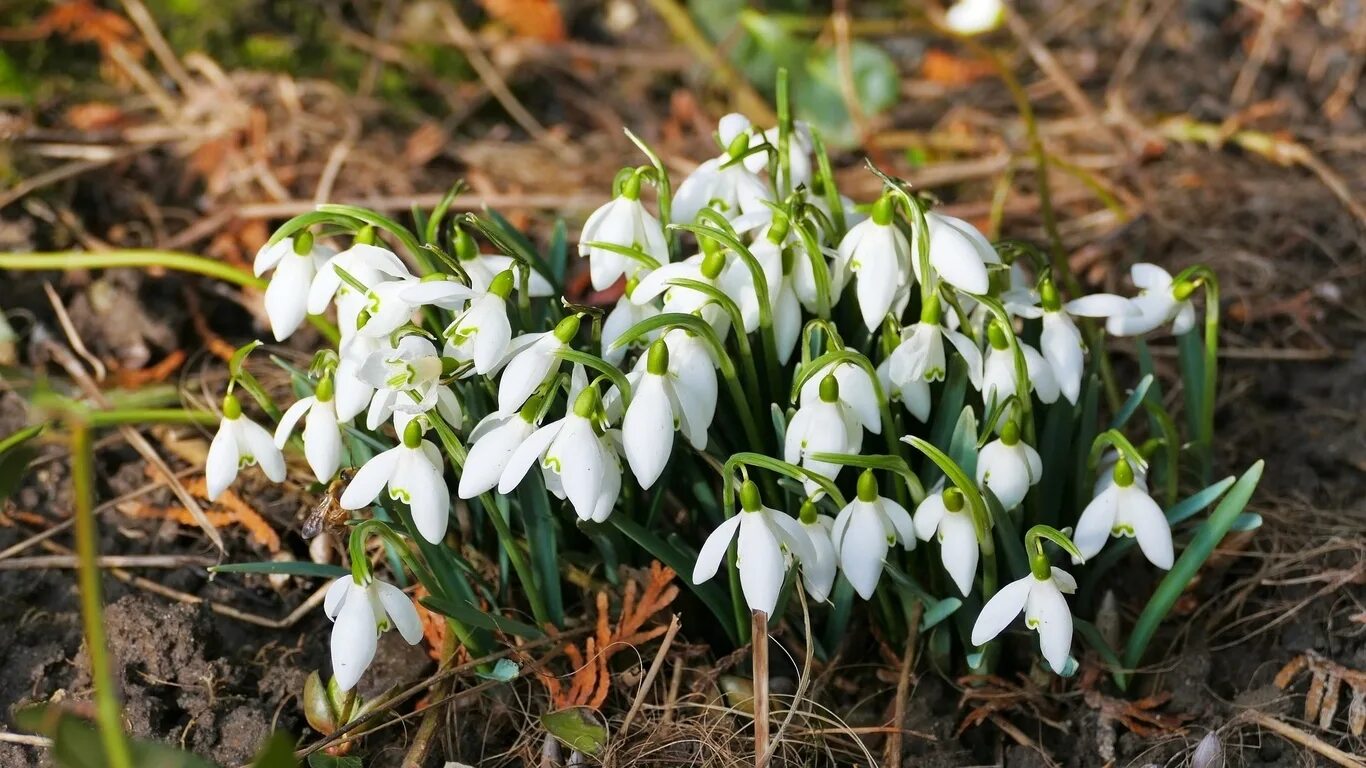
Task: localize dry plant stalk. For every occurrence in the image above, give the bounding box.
[540,562,679,711]
[1275,651,1366,736]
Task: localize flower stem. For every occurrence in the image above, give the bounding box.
[84,408,218,428]
[69,419,134,768]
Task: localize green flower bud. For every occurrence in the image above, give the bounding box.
[222,393,242,420]
[402,419,423,449]
[739,479,762,512]
[553,315,581,343]
[646,338,670,376]
[818,373,840,403]
[857,469,879,502]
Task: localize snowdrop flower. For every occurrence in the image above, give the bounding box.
[877,354,930,423]
[739,120,814,191]
[672,114,771,225]
[206,394,286,500]
[914,487,979,596]
[944,0,1004,36]
[273,378,344,482]
[452,227,554,297]
[981,321,1060,408]
[1074,458,1173,569]
[830,471,916,599]
[835,195,912,331]
[254,233,334,341]
[971,562,1077,674]
[359,335,447,430]
[1107,263,1197,337]
[623,339,715,488]
[976,420,1042,510]
[692,480,816,616]
[600,278,659,366]
[785,374,864,494]
[797,357,882,436]
[797,501,837,603]
[887,294,984,386]
[1007,280,1134,404]
[732,220,803,363]
[357,275,472,339]
[578,172,669,291]
[914,212,995,295]
[442,270,514,375]
[497,315,580,414]
[1093,448,1148,496]
[499,386,621,522]
[391,385,463,437]
[340,421,450,543]
[334,331,390,422]
[324,573,422,692]
[630,244,742,338]
[307,242,413,322]
[458,402,540,499]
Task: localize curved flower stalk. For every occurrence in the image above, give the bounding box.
[836,195,912,331]
[579,172,669,291]
[1006,279,1134,404]
[914,487,978,596]
[831,471,916,599]
[785,374,864,494]
[325,573,422,692]
[254,232,334,341]
[692,480,816,616]
[1074,457,1173,569]
[340,421,450,544]
[499,386,622,522]
[442,269,514,375]
[1106,263,1197,337]
[976,420,1042,510]
[273,377,344,482]
[672,114,771,225]
[972,527,1082,674]
[207,394,286,500]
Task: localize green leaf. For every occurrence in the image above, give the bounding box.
[1123,460,1263,669]
[248,732,300,768]
[476,658,520,682]
[421,595,544,640]
[1108,374,1154,431]
[16,705,219,768]
[947,405,979,480]
[211,561,349,579]
[541,708,607,756]
[519,472,564,627]
[1074,618,1128,690]
[0,423,43,504]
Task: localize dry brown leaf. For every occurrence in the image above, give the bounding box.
[1275,652,1366,737]
[119,476,280,553]
[479,0,565,42]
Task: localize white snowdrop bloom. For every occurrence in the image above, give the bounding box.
[498,386,621,522]
[913,487,979,596]
[1093,448,1148,496]
[976,421,1042,510]
[622,339,716,488]
[797,506,838,603]
[913,212,996,295]
[496,315,580,414]
[451,227,555,298]
[273,378,344,482]
[391,385,463,437]
[733,222,804,364]
[971,565,1077,674]
[1007,281,1135,404]
[785,374,864,494]
[877,354,931,423]
[835,196,912,331]
[1074,458,1173,569]
[334,332,390,422]
[578,173,669,291]
[600,279,659,366]
[254,233,334,341]
[324,574,423,692]
[458,405,539,499]
[206,394,286,500]
[887,296,984,387]
[307,243,414,319]
[442,270,514,375]
[981,322,1060,408]
[630,246,743,338]
[692,481,816,616]
[671,114,771,225]
[1107,263,1197,337]
[740,121,814,190]
[944,0,1004,35]
[357,275,473,340]
[359,335,447,430]
[340,422,450,544]
[798,357,881,436]
[830,471,916,600]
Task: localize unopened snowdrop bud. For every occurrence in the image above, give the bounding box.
[324,573,423,692]
[797,500,837,603]
[206,393,286,501]
[578,170,670,291]
[971,558,1077,674]
[836,194,912,331]
[830,470,916,600]
[944,0,1004,36]
[976,420,1042,510]
[692,480,815,616]
[1073,458,1173,569]
[254,232,334,341]
[442,269,514,375]
[914,487,979,596]
[273,377,344,482]
[339,425,449,543]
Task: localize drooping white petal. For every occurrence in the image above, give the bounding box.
[498,420,564,494]
[460,417,534,498]
[253,239,291,275]
[399,447,450,543]
[1073,485,1120,561]
[970,575,1031,646]
[838,502,891,600]
[323,576,352,620]
[1022,344,1060,404]
[1117,487,1174,569]
[1065,293,1133,318]
[913,493,948,541]
[1025,579,1073,673]
[340,447,401,510]
[331,588,377,692]
[273,397,314,449]
[924,213,991,294]
[371,580,424,645]
[1130,263,1173,290]
[1041,312,1085,405]
[768,508,818,565]
[239,417,286,483]
[736,513,786,615]
[939,512,980,596]
[303,399,342,481]
[977,440,1034,510]
[264,252,316,341]
[205,420,240,502]
[1172,301,1196,335]
[623,375,675,489]
[693,514,743,585]
[879,498,917,549]
[549,417,604,518]
[498,336,560,414]
[799,519,837,602]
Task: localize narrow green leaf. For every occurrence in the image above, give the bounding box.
[1107,374,1153,431]
[421,595,545,639]
[212,561,349,579]
[1074,618,1128,690]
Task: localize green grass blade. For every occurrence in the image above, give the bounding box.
[1107,373,1153,431]
[211,561,349,579]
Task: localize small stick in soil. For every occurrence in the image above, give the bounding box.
[884,600,923,768]
[1244,711,1366,768]
[752,610,770,768]
[620,613,682,733]
[0,554,216,570]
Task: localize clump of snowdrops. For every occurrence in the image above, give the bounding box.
[212,86,1262,703]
